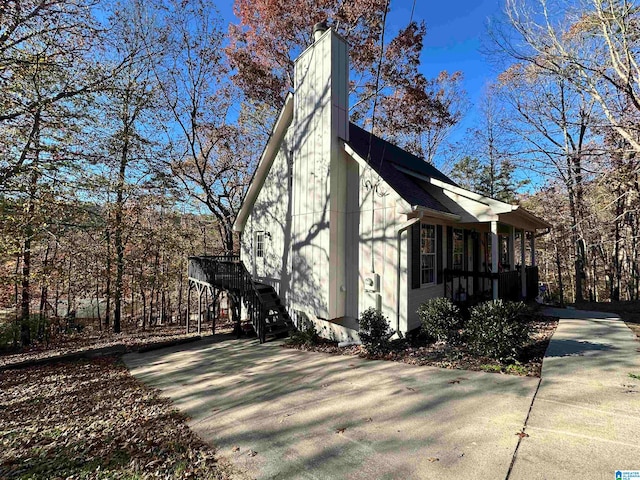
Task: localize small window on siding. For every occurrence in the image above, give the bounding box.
[420,223,436,285]
[256,231,264,258]
[452,228,464,270]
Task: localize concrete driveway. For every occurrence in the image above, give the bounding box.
[509,308,640,480]
[124,336,538,479]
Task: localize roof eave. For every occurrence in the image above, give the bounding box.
[504,206,552,229]
[398,205,461,221]
[233,93,294,233]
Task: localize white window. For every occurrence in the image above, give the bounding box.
[256,231,264,258]
[421,223,436,285]
[452,228,464,270]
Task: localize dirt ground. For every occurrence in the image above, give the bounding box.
[0,357,241,479]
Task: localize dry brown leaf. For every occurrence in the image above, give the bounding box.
[515,431,530,438]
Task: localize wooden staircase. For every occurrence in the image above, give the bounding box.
[254,282,294,339]
[187,255,294,343]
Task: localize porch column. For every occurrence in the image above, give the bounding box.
[197,284,202,335]
[186,283,191,334]
[509,226,516,268]
[491,221,499,300]
[530,230,536,266]
[521,230,527,298]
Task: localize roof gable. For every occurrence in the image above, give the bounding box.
[233,94,294,233]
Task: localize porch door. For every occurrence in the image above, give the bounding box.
[471,231,480,295]
[462,229,480,296]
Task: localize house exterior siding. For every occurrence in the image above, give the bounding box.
[233,27,549,342]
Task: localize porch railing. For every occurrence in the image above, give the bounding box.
[444,265,539,304]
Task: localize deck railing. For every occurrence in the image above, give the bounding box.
[187,255,268,343]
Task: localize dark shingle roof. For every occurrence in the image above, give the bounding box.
[346,123,453,213]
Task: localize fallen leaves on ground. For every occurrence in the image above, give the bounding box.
[284,315,559,377]
[515,431,530,438]
[0,323,233,369]
[0,357,238,479]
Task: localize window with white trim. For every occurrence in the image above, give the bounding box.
[420,223,436,285]
[452,228,464,270]
[255,231,264,258]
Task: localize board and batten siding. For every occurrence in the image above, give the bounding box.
[290,29,348,321]
[354,161,412,334]
[241,127,294,300]
[406,221,447,332]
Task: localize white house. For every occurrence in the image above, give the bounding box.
[232,24,549,342]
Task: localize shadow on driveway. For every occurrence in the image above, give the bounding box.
[124,335,538,480]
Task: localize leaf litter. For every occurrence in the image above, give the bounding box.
[0,356,242,479]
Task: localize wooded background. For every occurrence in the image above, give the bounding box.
[2,0,638,346]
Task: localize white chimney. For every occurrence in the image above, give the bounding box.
[313,21,328,42]
[291,23,349,320]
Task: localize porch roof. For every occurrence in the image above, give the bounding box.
[345,124,550,230]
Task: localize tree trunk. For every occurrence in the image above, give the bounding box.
[177,270,183,325]
[113,134,129,334]
[105,224,111,329]
[38,240,51,341]
[20,169,39,346]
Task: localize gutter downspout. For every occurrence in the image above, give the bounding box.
[535,227,551,238]
[396,216,421,335]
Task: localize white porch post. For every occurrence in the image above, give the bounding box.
[186,284,191,334]
[197,284,202,335]
[491,221,499,300]
[509,226,516,268]
[530,230,536,266]
[521,230,527,298]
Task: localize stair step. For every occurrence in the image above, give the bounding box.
[262,302,284,311]
[266,325,292,337]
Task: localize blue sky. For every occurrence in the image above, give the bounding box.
[216,0,504,111]
[216,0,508,165]
[388,0,502,97]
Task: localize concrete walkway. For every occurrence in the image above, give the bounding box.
[124,335,537,479]
[509,308,640,480]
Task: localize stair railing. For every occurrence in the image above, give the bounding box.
[189,255,289,343]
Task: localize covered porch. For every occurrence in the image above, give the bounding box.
[441,216,547,305]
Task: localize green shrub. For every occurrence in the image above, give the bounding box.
[465,300,531,362]
[417,297,462,343]
[359,307,394,354]
[0,320,19,350]
[0,314,52,351]
[288,318,319,346]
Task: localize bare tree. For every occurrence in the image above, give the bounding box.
[151,0,253,253]
[502,0,640,154]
